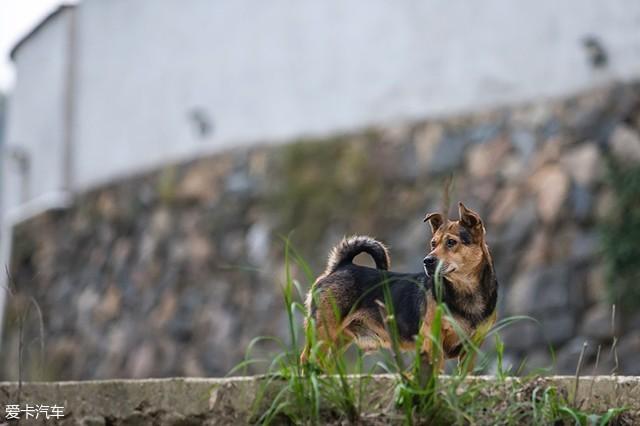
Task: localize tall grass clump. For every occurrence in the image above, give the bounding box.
[600,157,640,312]
[232,240,627,425]
[232,239,374,424]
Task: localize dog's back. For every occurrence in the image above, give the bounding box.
[306,236,427,350]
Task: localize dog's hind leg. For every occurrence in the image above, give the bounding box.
[300,342,311,366]
[301,304,356,371]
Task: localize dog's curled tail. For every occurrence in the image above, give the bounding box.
[324,235,390,275]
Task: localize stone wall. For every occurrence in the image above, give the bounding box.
[3,82,640,380]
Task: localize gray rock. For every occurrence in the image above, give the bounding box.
[427,132,467,174]
[570,184,593,223]
[580,305,618,341]
[625,312,640,331]
[616,331,640,375]
[500,154,526,180]
[468,121,503,144]
[414,123,444,173]
[585,265,608,306]
[466,136,511,179]
[529,164,570,223]
[127,343,156,378]
[399,139,420,180]
[392,219,430,271]
[492,249,521,288]
[554,336,598,374]
[511,129,537,160]
[175,161,222,203]
[569,102,615,145]
[246,222,271,265]
[567,268,589,313]
[609,124,640,164]
[77,416,106,426]
[507,265,571,315]
[541,312,575,346]
[502,299,574,350]
[120,412,148,426]
[226,170,252,193]
[500,320,542,351]
[501,310,574,353]
[540,118,562,139]
[161,412,191,426]
[570,231,599,264]
[489,187,520,226]
[522,349,553,374]
[561,143,602,186]
[499,198,537,252]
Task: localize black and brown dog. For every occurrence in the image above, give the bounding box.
[301,202,498,370]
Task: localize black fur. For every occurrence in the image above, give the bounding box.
[440,261,498,327]
[310,236,498,350]
[313,265,427,341]
[459,228,473,245]
[324,236,391,275]
[312,262,498,344]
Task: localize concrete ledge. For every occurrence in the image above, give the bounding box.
[0,375,638,424]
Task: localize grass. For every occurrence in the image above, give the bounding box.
[601,157,640,313]
[2,268,46,400]
[230,241,628,425]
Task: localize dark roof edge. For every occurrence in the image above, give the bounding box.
[9,4,76,61]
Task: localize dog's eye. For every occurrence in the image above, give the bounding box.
[447,239,457,248]
[431,240,436,249]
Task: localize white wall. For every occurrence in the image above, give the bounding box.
[3,7,71,223]
[0,7,73,346]
[72,0,640,191]
[6,0,640,214]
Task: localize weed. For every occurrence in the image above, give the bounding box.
[2,268,45,401]
[601,157,640,312]
[232,241,628,425]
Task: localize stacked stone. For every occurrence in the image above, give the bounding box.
[4,83,640,380]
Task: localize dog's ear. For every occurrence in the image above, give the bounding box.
[423,212,444,234]
[458,202,484,235]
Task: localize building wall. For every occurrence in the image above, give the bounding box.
[72,0,640,191]
[3,8,72,223]
[5,0,640,218]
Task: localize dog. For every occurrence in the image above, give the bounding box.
[301,202,498,371]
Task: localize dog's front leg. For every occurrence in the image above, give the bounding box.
[418,345,445,387]
[457,349,477,375]
[417,350,434,386]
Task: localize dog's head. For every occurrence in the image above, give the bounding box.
[422,202,490,287]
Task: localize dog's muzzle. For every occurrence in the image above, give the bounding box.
[423,255,438,276]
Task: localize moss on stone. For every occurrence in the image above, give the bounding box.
[601,157,640,312]
[265,133,387,255]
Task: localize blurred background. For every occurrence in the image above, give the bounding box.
[1,0,640,380]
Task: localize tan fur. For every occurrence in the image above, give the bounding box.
[302,202,497,372]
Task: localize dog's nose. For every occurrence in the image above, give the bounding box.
[423,256,437,267]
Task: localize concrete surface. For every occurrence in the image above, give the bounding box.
[0,375,638,424]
